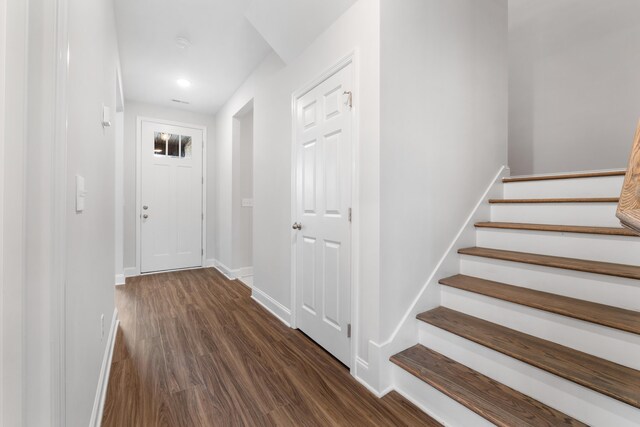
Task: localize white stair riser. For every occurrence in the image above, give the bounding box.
[476,228,640,266]
[503,176,624,199]
[490,203,620,227]
[441,287,640,370]
[460,257,640,311]
[393,367,493,427]
[418,325,640,427]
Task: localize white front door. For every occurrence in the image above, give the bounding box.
[294,62,353,367]
[140,120,203,273]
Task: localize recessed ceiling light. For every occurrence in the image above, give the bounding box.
[176,37,192,50]
[177,78,191,88]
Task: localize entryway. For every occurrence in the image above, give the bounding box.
[138,118,206,273]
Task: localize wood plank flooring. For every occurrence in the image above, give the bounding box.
[102,268,440,427]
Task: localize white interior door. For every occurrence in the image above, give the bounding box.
[294,63,353,367]
[140,120,203,273]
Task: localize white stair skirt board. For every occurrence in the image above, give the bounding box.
[440,286,640,370]
[476,228,640,266]
[418,324,640,427]
[503,174,625,199]
[376,166,509,392]
[392,365,494,427]
[490,202,620,227]
[89,308,119,427]
[251,286,291,327]
[460,256,640,311]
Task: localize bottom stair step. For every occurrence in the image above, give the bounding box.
[390,345,586,427]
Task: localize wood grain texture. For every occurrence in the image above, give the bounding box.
[102,268,441,427]
[439,274,640,334]
[503,170,626,183]
[475,221,638,236]
[417,307,640,409]
[617,121,640,235]
[391,345,586,427]
[489,197,619,204]
[458,246,640,280]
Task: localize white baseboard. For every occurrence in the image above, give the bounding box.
[123,267,138,278]
[206,258,253,281]
[114,273,125,286]
[251,286,291,327]
[236,266,253,278]
[89,308,119,427]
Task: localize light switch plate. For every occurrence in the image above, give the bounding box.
[76,175,86,212]
[241,198,253,207]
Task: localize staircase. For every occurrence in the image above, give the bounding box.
[390,170,640,426]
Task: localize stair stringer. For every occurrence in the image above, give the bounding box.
[367,166,508,423]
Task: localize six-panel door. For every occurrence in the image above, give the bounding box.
[295,63,353,367]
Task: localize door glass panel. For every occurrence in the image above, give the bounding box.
[154,132,168,156]
[167,134,180,157]
[180,136,192,158]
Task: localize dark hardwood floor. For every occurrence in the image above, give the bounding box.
[102,268,441,426]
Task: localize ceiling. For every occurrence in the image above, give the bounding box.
[115,0,356,115]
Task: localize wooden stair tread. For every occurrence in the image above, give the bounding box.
[503,170,626,183]
[391,345,585,427]
[439,274,640,335]
[475,221,637,236]
[417,307,640,409]
[489,197,619,204]
[458,246,640,280]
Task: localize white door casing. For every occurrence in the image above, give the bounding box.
[293,62,353,367]
[140,119,204,273]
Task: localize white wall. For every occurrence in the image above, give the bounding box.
[122,101,216,272]
[213,54,284,271]
[379,0,508,344]
[232,108,254,271]
[64,0,120,423]
[214,0,381,367]
[509,0,640,175]
[1,0,27,424]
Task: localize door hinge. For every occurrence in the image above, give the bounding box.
[347,323,352,338]
[348,207,352,223]
[201,248,204,256]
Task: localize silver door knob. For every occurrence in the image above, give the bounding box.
[143,214,149,219]
[143,205,148,210]
[292,222,302,230]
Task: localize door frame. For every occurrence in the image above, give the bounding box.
[135,116,208,275]
[290,51,361,371]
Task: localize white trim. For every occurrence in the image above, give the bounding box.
[251,287,291,327]
[135,116,207,275]
[206,259,253,280]
[0,0,6,421]
[89,309,119,427]
[52,0,70,424]
[289,52,360,369]
[123,267,138,278]
[114,274,125,286]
